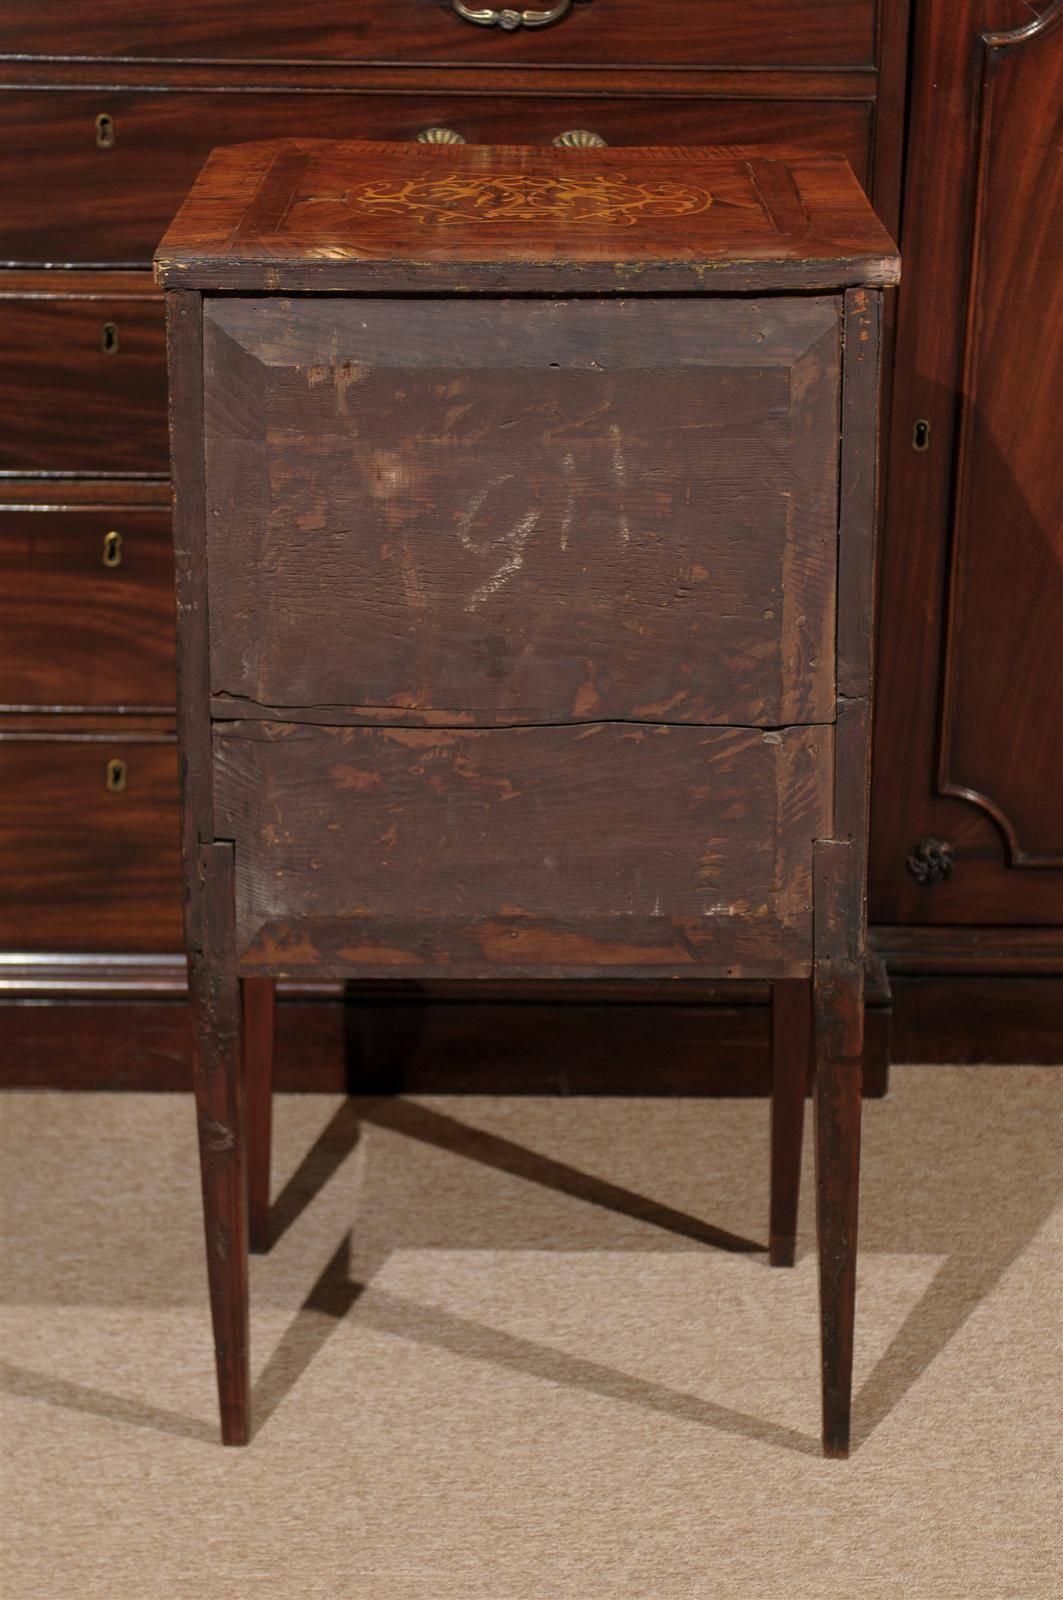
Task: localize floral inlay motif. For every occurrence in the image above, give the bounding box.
[345,171,714,228]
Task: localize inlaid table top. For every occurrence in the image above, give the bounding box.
[155,139,901,294]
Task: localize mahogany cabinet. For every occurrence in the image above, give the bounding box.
[869,0,1063,1039]
[1,0,1060,1068]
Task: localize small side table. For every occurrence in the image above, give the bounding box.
[156,139,899,1453]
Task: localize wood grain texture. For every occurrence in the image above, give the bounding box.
[213,719,834,981]
[936,4,1063,870]
[188,841,249,1445]
[1,91,874,267]
[890,975,1063,1065]
[769,977,811,1267]
[2,0,879,68]
[0,282,167,474]
[241,976,275,1254]
[812,835,863,1457]
[0,477,170,509]
[204,294,839,727]
[876,922,1063,976]
[0,735,182,952]
[158,127,890,1451]
[870,0,1063,925]
[155,141,899,293]
[837,287,882,698]
[0,507,175,710]
[166,290,214,960]
[0,987,894,1092]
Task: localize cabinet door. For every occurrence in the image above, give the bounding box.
[871,0,1063,925]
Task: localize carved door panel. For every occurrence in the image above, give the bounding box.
[871,0,1063,925]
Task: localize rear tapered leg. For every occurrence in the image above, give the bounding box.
[242,976,276,1254]
[190,843,250,1446]
[769,978,811,1267]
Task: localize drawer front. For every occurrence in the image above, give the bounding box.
[0,293,167,473]
[1,91,872,265]
[214,720,834,980]
[0,509,175,709]
[0,739,182,952]
[5,1,877,69]
[205,296,840,727]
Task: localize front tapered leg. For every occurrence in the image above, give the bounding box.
[769,978,811,1267]
[812,840,864,1459]
[242,977,276,1255]
[813,1010,862,1457]
[190,843,250,1446]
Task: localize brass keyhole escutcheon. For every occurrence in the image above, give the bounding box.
[101,322,119,355]
[912,419,931,452]
[102,529,123,568]
[105,758,128,794]
[95,112,116,149]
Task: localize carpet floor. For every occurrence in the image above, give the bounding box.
[1,1067,1060,1599]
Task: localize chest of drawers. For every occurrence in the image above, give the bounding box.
[1,0,910,983]
[157,137,898,1451]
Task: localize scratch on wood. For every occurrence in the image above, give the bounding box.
[560,449,576,552]
[609,422,632,545]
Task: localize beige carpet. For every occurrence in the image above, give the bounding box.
[2,1067,1060,1600]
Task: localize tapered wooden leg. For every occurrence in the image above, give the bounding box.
[769,978,811,1267]
[242,976,275,1255]
[812,839,864,1459]
[190,842,250,1446]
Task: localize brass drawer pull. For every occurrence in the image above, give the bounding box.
[451,0,584,29]
[95,112,116,150]
[417,128,467,145]
[100,321,119,355]
[105,758,128,794]
[102,529,123,568]
[553,129,607,148]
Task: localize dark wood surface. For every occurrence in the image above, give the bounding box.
[936,4,1063,874]
[1,0,926,1029]
[155,141,899,293]
[3,0,879,68]
[188,841,249,1445]
[242,976,275,1253]
[0,275,167,474]
[6,3,1055,1066]
[214,720,833,980]
[204,294,839,726]
[0,505,175,709]
[890,976,1063,1066]
[162,133,890,1449]
[1,91,875,267]
[166,288,214,965]
[811,837,863,1457]
[870,0,1063,927]
[769,978,811,1267]
[0,730,182,951]
[0,983,894,1094]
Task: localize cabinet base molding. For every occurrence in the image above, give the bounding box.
[872,926,1063,976]
[4,929,1059,1083]
[0,956,891,1097]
